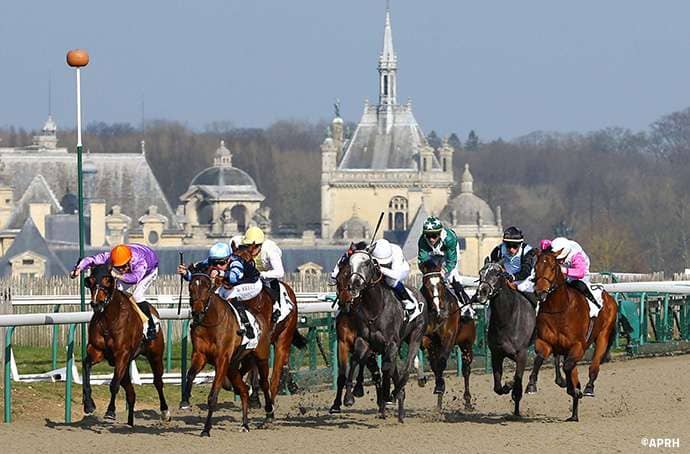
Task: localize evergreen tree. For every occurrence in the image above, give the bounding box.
[448,132,462,150]
[465,130,480,151]
[427,130,442,149]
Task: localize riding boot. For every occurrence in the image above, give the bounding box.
[232,299,256,339]
[452,281,470,306]
[264,279,281,323]
[570,280,600,308]
[137,301,157,341]
[393,282,416,317]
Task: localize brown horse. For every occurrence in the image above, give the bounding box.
[82,264,170,426]
[419,256,476,411]
[180,272,274,435]
[231,247,307,407]
[527,249,618,421]
[330,250,381,414]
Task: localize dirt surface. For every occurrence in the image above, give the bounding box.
[1,354,688,454]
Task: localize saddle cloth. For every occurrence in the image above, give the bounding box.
[225,301,261,349]
[273,282,295,324]
[444,284,475,319]
[589,285,604,318]
[406,286,424,323]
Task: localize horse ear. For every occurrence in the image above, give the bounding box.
[484,256,490,266]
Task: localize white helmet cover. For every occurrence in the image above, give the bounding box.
[550,237,571,260]
[371,239,393,265]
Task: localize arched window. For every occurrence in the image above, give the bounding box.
[230,204,248,232]
[383,75,389,96]
[388,196,408,231]
[197,201,214,225]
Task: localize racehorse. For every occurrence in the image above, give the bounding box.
[180,273,273,435]
[329,247,381,414]
[232,247,308,408]
[475,261,536,416]
[82,264,170,426]
[527,249,618,421]
[418,256,476,411]
[347,249,427,421]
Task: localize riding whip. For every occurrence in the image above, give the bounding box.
[369,211,385,247]
[177,251,184,315]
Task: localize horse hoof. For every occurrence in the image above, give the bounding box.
[200,430,211,437]
[343,395,355,407]
[240,425,250,433]
[583,385,595,397]
[556,379,567,388]
[353,384,364,398]
[417,378,427,388]
[525,383,537,394]
[433,385,445,395]
[179,401,191,411]
[287,382,300,395]
[161,410,172,422]
[329,405,341,414]
[249,396,262,410]
[104,411,116,421]
[566,415,579,422]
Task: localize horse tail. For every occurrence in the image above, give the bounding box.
[602,296,618,364]
[291,327,308,350]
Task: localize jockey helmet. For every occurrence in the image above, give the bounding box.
[372,239,394,265]
[550,237,571,260]
[423,216,443,236]
[110,244,132,267]
[242,226,265,246]
[209,242,231,261]
[503,226,524,244]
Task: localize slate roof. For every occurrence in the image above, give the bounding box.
[6,175,62,229]
[0,218,69,277]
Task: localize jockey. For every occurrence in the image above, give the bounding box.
[371,238,417,316]
[544,237,600,310]
[417,216,470,305]
[71,243,159,341]
[235,227,285,321]
[488,226,538,306]
[177,242,233,281]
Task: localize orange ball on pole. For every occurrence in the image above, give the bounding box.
[66,49,89,68]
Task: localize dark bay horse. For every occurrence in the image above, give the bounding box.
[82,264,170,426]
[475,262,536,416]
[419,256,476,411]
[347,250,427,421]
[528,249,618,421]
[180,273,273,435]
[330,249,381,414]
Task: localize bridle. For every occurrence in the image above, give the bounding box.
[189,273,217,325]
[347,251,384,299]
[422,270,445,315]
[90,280,114,313]
[475,263,507,305]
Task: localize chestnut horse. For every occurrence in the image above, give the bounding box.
[330,249,381,414]
[527,249,618,421]
[419,256,476,411]
[180,273,273,435]
[82,264,170,426]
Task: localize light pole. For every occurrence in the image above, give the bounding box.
[66,49,89,359]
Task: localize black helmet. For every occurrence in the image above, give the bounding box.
[503,226,524,244]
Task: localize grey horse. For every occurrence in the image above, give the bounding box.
[346,250,428,422]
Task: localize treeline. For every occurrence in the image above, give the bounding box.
[2,107,690,273]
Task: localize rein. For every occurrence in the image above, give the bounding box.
[189,273,226,328]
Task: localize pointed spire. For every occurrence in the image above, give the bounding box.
[381,3,395,64]
[461,163,474,193]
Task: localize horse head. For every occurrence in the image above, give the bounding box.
[534,249,564,303]
[188,273,215,325]
[347,250,380,300]
[85,263,116,313]
[420,255,448,317]
[475,262,507,305]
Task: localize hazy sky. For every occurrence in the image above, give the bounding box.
[2,0,690,140]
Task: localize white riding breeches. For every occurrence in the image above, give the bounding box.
[445,268,462,285]
[516,278,534,293]
[217,279,263,302]
[117,268,158,303]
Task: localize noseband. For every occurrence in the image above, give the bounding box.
[535,275,558,298]
[189,273,215,323]
[348,252,383,299]
[91,283,113,312]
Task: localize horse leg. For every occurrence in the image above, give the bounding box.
[491,353,510,396]
[526,339,552,394]
[145,346,170,422]
[82,345,103,415]
[554,355,567,388]
[120,365,136,427]
[584,330,611,397]
[347,338,369,408]
[563,347,584,422]
[268,338,290,402]
[398,334,423,422]
[461,345,474,410]
[366,353,383,407]
[105,353,130,421]
[330,338,350,414]
[248,366,262,409]
[353,361,366,398]
[257,358,275,423]
[201,355,229,437]
[512,349,528,417]
[180,351,206,410]
[228,367,251,432]
[417,336,431,387]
